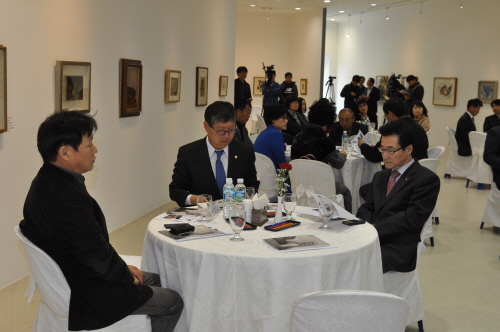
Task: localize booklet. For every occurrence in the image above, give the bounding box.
[155,212,201,223]
[158,225,231,242]
[260,235,335,253]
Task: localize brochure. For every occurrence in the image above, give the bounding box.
[260,234,335,252]
[159,225,231,242]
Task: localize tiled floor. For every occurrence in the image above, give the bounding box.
[2,155,500,331]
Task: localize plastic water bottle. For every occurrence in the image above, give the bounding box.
[223,178,235,219]
[234,178,246,202]
[342,131,350,153]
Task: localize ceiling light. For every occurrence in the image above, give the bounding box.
[324,0,331,2]
[330,18,336,21]
[295,7,301,10]
[386,7,390,20]
[339,10,344,13]
[250,4,255,7]
[371,4,377,6]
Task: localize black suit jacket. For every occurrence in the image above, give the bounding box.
[234,78,251,104]
[483,114,500,133]
[235,121,253,146]
[367,86,380,117]
[330,122,368,146]
[455,112,476,156]
[356,161,440,273]
[169,138,259,206]
[484,126,500,188]
[19,164,152,331]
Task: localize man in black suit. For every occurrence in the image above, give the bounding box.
[357,121,440,273]
[169,101,259,207]
[234,99,253,145]
[340,75,362,120]
[234,66,252,104]
[19,111,183,331]
[483,99,500,133]
[484,125,500,189]
[330,108,368,146]
[365,77,381,128]
[456,98,482,156]
[404,75,424,106]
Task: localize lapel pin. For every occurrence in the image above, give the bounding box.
[235,155,238,159]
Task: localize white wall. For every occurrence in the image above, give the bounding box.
[326,1,500,147]
[0,0,236,289]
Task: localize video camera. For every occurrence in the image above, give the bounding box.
[262,62,276,84]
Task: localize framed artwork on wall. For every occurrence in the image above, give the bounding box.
[433,77,457,106]
[300,79,307,95]
[120,58,142,117]
[253,76,265,95]
[55,61,91,113]
[165,70,181,103]
[219,75,228,96]
[376,75,388,102]
[478,81,498,104]
[196,67,208,106]
[0,45,6,133]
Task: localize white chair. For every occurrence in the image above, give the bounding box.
[418,158,440,246]
[255,152,278,202]
[444,127,472,178]
[427,146,445,159]
[290,290,409,332]
[426,128,431,136]
[15,226,151,332]
[246,105,266,136]
[288,159,344,208]
[466,131,493,189]
[480,183,500,229]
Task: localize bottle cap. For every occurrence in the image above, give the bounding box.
[237,178,244,183]
[226,178,233,184]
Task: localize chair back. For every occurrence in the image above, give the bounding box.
[468,131,493,184]
[255,152,278,202]
[426,128,431,136]
[445,126,472,177]
[290,290,409,332]
[448,126,456,135]
[246,106,266,135]
[418,158,440,174]
[446,127,458,151]
[427,146,445,159]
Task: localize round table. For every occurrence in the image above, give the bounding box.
[141,211,384,332]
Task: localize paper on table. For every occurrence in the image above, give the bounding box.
[259,235,337,253]
[155,213,201,223]
[159,225,232,242]
[308,192,360,220]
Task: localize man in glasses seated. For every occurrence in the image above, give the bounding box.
[356,121,440,273]
[169,101,259,207]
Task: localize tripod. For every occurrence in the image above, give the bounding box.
[324,77,336,105]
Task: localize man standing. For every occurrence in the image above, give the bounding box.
[340,75,362,120]
[234,99,253,145]
[456,98,482,156]
[169,101,259,207]
[365,77,381,128]
[20,111,183,332]
[279,72,298,104]
[357,121,440,273]
[330,108,368,146]
[483,99,500,133]
[234,66,252,104]
[359,76,367,96]
[405,75,424,104]
[262,71,280,109]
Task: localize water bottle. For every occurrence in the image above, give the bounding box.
[342,131,350,153]
[234,178,246,202]
[223,178,235,220]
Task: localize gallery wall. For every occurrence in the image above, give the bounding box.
[0,0,237,289]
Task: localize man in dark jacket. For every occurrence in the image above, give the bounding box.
[330,108,368,146]
[483,99,500,133]
[279,72,298,104]
[365,77,381,128]
[340,75,362,120]
[234,66,252,104]
[234,99,253,145]
[456,98,482,156]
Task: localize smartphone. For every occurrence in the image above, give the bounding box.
[164,223,190,229]
[342,219,366,226]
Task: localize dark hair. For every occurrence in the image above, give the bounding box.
[263,105,287,126]
[284,95,299,109]
[467,98,483,109]
[383,98,408,118]
[379,120,413,151]
[298,97,307,113]
[368,77,375,84]
[410,100,428,118]
[204,101,236,127]
[308,99,336,129]
[285,72,292,77]
[236,66,248,74]
[406,75,416,82]
[37,111,97,163]
[234,99,251,111]
[356,98,368,107]
[359,76,365,80]
[491,99,500,107]
[352,75,361,83]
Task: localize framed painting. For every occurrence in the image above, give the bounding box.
[478,81,498,104]
[165,70,181,103]
[433,77,457,106]
[120,58,142,117]
[219,75,228,96]
[253,76,265,95]
[196,67,208,106]
[300,79,307,95]
[0,45,6,133]
[376,75,388,102]
[55,61,91,113]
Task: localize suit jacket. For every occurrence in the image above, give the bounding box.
[19,164,153,331]
[169,138,259,206]
[340,83,361,118]
[235,121,253,146]
[484,126,500,188]
[282,110,303,139]
[330,122,368,146]
[483,114,500,133]
[356,161,440,273]
[366,86,380,116]
[234,78,251,104]
[455,112,476,156]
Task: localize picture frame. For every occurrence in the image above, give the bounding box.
[55,61,91,113]
[300,79,307,95]
[196,67,208,106]
[478,81,498,104]
[120,58,142,117]
[433,77,457,106]
[376,75,388,102]
[219,75,228,97]
[253,76,265,95]
[0,45,6,133]
[165,70,181,103]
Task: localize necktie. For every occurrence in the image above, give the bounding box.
[386,170,400,196]
[215,150,225,196]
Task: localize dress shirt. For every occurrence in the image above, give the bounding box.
[391,159,415,183]
[466,111,474,121]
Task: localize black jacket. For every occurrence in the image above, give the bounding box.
[455,112,476,156]
[279,81,298,104]
[483,114,500,133]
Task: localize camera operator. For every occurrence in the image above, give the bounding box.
[262,66,280,110]
[387,74,406,100]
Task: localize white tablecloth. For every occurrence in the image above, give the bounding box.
[142,211,384,332]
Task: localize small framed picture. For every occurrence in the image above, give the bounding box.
[55,61,91,113]
[165,70,181,103]
[478,81,498,104]
[0,45,6,133]
[433,77,457,106]
[219,75,228,96]
[120,58,142,117]
[376,75,388,102]
[300,79,307,95]
[196,67,208,106]
[253,76,265,95]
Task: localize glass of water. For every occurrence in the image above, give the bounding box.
[283,193,297,220]
[197,194,212,224]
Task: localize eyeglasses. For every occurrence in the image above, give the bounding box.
[378,147,403,155]
[279,116,288,121]
[211,127,237,136]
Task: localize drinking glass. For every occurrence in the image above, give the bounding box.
[370,122,376,132]
[318,200,335,230]
[229,203,246,242]
[245,187,255,200]
[197,194,212,224]
[283,193,297,220]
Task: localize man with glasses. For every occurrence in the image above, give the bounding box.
[357,120,440,273]
[169,101,259,207]
[330,108,368,146]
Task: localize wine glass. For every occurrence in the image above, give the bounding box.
[318,199,336,230]
[197,194,212,224]
[229,203,246,242]
[246,187,255,200]
[283,193,297,220]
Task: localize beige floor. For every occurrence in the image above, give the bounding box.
[2,157,500,332]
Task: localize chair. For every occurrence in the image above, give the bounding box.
[466,131,493,190]
[444,127,472,178]
[426,128,431,136]
[15,226,151,332]
[255,152,278,202]
[480,183,500,229]
[418,158,440,245]
[246,105,266,136]
[427,146,445,159]
[290,290,409,332]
